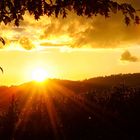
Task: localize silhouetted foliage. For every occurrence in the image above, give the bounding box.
[0,37,5,45]
[0,67,4,74]
[0,0,139,26]
[0,1,139,45]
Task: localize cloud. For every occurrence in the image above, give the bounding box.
[40,42,69,47]
[39,11,140,49]
[19,37,35,50]
[121,50,139,62]
[1,1,140,50]
[12,27,25,33]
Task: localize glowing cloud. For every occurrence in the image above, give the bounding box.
[121,50,139,62]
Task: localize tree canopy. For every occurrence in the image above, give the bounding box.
[0,0,139,26]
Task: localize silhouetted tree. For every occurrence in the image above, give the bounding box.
[0,0,139,45]
[0,0,139,26]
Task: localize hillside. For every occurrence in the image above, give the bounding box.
[0,73,139,110]
[84,73,140,88]
[0,73,140,139]
[0,73,140,97]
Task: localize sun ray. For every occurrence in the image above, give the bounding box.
[3,79,116,139]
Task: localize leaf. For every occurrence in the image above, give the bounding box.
[125,16,130,25]
[135,16,140,24]
[0,66,4,74]
[0,37,6,45]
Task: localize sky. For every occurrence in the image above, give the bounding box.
[0,0,140,86]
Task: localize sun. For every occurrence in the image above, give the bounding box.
[31,67,49,82]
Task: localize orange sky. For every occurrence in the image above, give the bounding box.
[0,9,140,86]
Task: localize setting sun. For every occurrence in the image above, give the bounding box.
[31,68,48,82]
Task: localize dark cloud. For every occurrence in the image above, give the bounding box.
[39,10,140,48]
[121,50,139,62]
[19,37,35,50]
[40,20,70,39]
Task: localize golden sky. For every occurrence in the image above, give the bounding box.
[0,1,140,85]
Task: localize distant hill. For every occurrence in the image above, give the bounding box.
[84,73,140,88]
[0,73,140,107]
[1,73,140,96]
